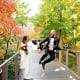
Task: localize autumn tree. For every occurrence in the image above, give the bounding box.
[16,0,28,26]
[0,0,20,59]
[30,0,80,49]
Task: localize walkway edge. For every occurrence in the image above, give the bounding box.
[59,62,80,80]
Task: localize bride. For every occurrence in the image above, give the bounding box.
[20,36,39,80]
[19,36,32,80]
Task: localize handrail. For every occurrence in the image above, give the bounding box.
[64,49,80,53]
[0,52,20,80]
[57,49,80,79]
[0,52,19,68]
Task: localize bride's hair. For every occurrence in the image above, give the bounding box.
[22,36,28,43]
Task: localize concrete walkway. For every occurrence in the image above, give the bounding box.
[19,50,78,80]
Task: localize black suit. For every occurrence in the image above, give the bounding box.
[39,35,61,66]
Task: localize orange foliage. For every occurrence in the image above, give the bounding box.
[0,0,16,19]
[12,25,22,36]
[0,0,21,39]
[35,27,43,33]
[0,17,18,38]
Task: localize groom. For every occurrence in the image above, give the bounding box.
[39,30,61,70]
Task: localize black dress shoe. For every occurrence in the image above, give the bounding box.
[42,63,45,70]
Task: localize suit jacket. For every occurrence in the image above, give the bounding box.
[39,36,61,51]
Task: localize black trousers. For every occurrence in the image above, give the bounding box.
[39,48,55,64]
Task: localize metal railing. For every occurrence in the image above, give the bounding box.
[0,53,20,80]
[56,49,80,79]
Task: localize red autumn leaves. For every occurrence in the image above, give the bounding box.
[0,0,16,19]
[0,0,21,38]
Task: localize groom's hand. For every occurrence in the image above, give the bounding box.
[49,48,53,51]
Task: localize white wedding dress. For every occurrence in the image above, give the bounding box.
[20,40,38,79]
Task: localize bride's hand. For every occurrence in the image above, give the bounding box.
[38,49,41,53]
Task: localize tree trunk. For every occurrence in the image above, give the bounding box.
[4,40,9,60]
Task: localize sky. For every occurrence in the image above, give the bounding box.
[21,0,42,17]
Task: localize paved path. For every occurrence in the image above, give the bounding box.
[19,50,78,80]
